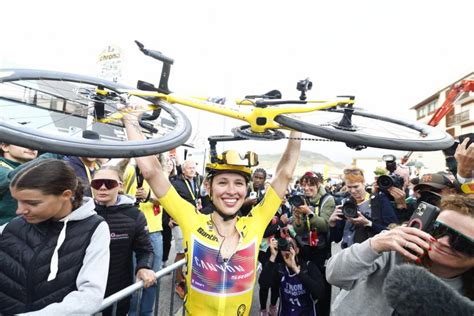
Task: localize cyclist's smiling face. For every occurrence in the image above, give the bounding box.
[211,173,247,215]
[92,169,122,207]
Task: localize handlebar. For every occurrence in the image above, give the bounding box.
[135,40,174,65]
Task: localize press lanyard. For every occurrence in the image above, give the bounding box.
[183,176,198,207]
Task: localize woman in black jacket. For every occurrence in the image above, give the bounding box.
[260,236,325,316]
[92,162,156,316]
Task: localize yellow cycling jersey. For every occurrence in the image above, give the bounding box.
[159,185,281,316]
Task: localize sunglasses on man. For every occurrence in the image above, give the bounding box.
[90,179,120,190]
[430,221,474,257]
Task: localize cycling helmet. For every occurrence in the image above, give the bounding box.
[205,150,257,182]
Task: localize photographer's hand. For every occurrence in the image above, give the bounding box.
[370,226,434,262]
[387,187,407,209]
[282,248,300,274]
[347,211,370,227]
[269,238,278,262]
[455,138,474,179]
[297,205,312,216]
[280,213,289,225]
[329,206,344,227]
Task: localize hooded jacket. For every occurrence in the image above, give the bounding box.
[0,198,110,315]
[0,157,21,225]
[94,195,154,296]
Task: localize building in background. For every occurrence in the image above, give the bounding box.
[409,72,474,173]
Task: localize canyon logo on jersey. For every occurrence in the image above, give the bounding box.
[190,235,256,296]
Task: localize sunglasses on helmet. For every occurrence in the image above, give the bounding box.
[430,221,474,257]
[217,150,259,167]
[90,179,120,190]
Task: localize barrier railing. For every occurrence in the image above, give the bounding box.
[93,258,186,316]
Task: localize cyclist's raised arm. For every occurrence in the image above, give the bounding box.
[122,112,171,198]
[270,130,301,198]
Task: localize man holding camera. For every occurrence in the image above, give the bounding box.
[291,171,335,316]
[391,172,456,223]
[328,168,398,249]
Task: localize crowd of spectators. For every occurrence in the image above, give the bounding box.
[0,133,473,315]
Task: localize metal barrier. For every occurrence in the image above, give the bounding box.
[93,258,186,316]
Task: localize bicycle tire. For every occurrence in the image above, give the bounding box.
[0,69,192,158]
[274,108,454,151]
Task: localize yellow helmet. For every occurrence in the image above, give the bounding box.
[205,150,258,181]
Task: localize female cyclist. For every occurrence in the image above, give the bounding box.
[122,111,301,316]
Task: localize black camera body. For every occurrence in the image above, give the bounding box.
[288,194,308,208]
[377,173,405,192]
[342,197,359,218]
[417,190,442,207]
[277,237,292,251]
[407,202,440,232]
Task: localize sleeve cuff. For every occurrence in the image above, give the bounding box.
[457,173,472,184]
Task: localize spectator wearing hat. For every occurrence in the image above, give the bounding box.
[389,172,456,223]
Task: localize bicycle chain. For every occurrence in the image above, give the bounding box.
[284,123,336,142]
[283,135,335,142]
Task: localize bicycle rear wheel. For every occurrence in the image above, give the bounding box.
[0,69,191,158]
[275,107,453,151]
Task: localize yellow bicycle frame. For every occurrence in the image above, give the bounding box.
[103,89,355,134]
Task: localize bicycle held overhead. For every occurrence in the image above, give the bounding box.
[0,41,454,158]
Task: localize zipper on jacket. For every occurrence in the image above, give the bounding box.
[25,226,51,309]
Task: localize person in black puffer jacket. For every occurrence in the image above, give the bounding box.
[92,161,156,316]
[0,159,110,315]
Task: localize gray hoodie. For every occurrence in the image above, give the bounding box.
[10,198,111,316]
[326,239,464,316]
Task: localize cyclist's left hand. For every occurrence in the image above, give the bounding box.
[136,268,157,288]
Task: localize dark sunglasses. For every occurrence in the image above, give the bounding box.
[90,179,120,190]
[430,221,474,257]
[343,168,364,176]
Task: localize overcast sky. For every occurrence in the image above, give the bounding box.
[1,0,473,165]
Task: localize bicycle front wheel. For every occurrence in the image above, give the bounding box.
[275,107,453,151]
[0,69,192,158]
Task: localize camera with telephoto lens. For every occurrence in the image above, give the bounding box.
[377,154,404,193]
[407,202,440,232]
[377,174,405,192]
[341,196,359,218]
